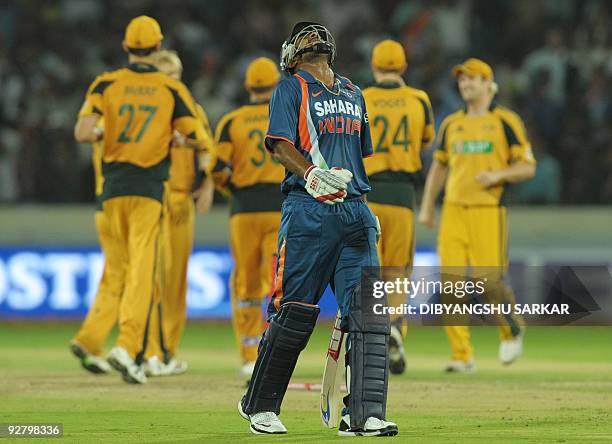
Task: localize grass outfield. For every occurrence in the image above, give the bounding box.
[1,323,611,443]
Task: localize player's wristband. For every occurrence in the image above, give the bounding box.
[303,165,316,180]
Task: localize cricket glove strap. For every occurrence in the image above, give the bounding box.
[303,165,353,205]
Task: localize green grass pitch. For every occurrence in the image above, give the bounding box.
[1,322,611,443]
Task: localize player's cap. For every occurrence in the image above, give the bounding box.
[371,39,407,71]
[124,16,163,49]
[452,58,493,80]
[245,57,280,89]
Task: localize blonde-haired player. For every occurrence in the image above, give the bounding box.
[212,57,284,379]
[419,58,536,372]
[363,40,434,374]
[143,49,215,375]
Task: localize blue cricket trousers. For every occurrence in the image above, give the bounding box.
[268,191,379,323]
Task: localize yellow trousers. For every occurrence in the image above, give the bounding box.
[438,202,522,362]
[229,211,280,363]
[163,191,194,357]
[103,196,164,363]
[73,210,126,356]
[368,202,414,338]
[145,190,194,360]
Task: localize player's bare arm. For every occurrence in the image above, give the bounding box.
[178,136,206,151]
[475,160,536,187]
[193,175,214,214]
[419,159,448,228]
[172,130,187,147]
[74,115,102,143]
[192,146,215,213]
[194,150,214,213]
[270,139,311,177]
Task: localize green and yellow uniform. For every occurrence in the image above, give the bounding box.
[213,101,284,364]
[434,103,535,362]
[363,82,434,335]
[73,120,126,356]
[78,62,206,363]
[146,103,215,361]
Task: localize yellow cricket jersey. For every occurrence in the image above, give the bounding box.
[78,63,207,202]
[363,82,434,208]
[168,103,215,193]
[213,101,284,215]
[434,104,536,206]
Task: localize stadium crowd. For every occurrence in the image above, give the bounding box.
[0,0,610,204]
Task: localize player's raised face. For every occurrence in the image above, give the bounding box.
[296,30,323,51]
[457,73,489,102]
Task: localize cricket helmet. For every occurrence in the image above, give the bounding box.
[280,21,336,73]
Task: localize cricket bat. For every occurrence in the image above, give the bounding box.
[320,309,346,429]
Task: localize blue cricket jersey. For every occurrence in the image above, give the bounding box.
[264,69,374,198]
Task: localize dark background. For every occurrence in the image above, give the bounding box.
[0,0,610,204]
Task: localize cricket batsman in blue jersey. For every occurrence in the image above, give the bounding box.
[237,22,398,437]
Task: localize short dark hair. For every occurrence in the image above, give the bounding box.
[127,46,157,56]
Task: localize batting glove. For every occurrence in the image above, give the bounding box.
[304,165,353,205]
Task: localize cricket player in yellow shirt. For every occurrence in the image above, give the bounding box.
[74,16,207,384]
[419,58,536,372]
[70,49,213,379]
[143,49,215,376]
[212,57,284,379]
[70,119,125,375]
[364,40,435,375]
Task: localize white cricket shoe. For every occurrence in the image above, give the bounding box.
[106,346,147,384]
[338,414,399,437]
[499,328,525,365]
[144,356,165,376]
[145,356,188,376]
[445,358,475,373]
[388,325,406,375]
[164,358,188,375]
[69,340,111,374]
[238,399,287,435]
[239,362,256,379]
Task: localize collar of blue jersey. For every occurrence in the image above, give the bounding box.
[127,63,158,73]
[295,69,345,95]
